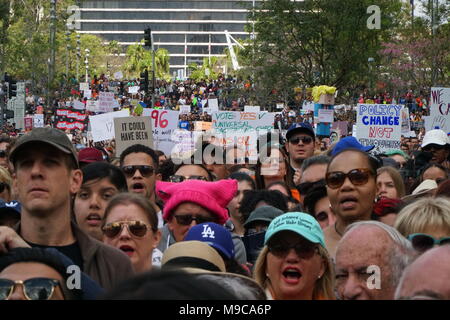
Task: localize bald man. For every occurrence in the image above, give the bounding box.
[395,246,450,300]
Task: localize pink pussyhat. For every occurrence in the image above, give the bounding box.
[156,179,238,225]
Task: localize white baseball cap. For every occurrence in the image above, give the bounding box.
[421,129,450,148]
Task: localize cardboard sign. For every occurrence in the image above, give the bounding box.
[142,108,180,155]
[318,109,334,123]
[89,109,130,142]
[429,87,450,131]
[356,104,402,153]
[33,114,44,128]
[98,92,115,113]
[244,106,260,113]
[73,100,85,110]
[79,82,89,91]
[179,105,191,114]
[114,116,154,155]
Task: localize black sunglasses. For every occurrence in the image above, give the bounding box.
[169,175,208,183]
[0,277,61,300]
[326,168,374,189]
[0,182,8,193]
[268,241,319,259]
[297,179,326,195]
[173,214,216,226]
[289,136,313,145]
[121,165,154,178]
[102,220,151,238]
[0,150,7,158]
[408,233,450,252]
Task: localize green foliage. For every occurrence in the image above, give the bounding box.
[124,41,171,80]
[188,56,221,81]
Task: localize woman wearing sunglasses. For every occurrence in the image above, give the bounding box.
[73,162,128,241]
[395,197,450,254]
[0,166,13,202]
[102,193,161,273]
[323,149,380,259]
[253,213,335,300]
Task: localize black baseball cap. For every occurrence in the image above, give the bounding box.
[286,122,315,141]
[9,127,79,168]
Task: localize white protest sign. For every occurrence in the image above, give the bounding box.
[303,101,315,112]
[114,116,154,156]
[401,107,410,134]
[79,82,89,91]
[356,104,402,153]
[33,114,44,128]
[244,106,260,113]
[89,109,130,142]
[86,100,98,112]
[429,87,450,132]
[169,130,203,160]
[318,109,334,123]
[98,92,115,113]
[128,86,140,94]
[179,105,191,114]
[276,103,284,110]
[208,98,219,113]
[424,115,447,132]
[142,108,180,155]
[73,100,85,110]
[114,71,123,80]
[201,99,208,109]
[83,90,91,99]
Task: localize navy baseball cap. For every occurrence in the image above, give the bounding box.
[286,122,315,141]
[184,222,235,259]
[0,200,21,217]
[331,136,374,156]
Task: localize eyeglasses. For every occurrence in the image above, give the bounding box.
[297,179,326,195]
[423,144,445,152]
[173,214,216,226]
[169,175,208,183]
[268,241,319,259]
[0,278,61,300]
[102,220,150,238]
[289,136,313,145]
[0,150,7,158]
[325,168,374,189]
[121,165,154,178]
[407,233,450,252]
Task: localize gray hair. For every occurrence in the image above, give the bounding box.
[344,221,416,288]
[301,155,330,171]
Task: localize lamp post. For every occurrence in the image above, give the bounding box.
[48,0,57,110]
[76,34,81,82]
[368,57,374,94]
[65,31,71,80]
[84,49,90,83]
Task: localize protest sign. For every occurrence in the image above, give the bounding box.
[73,100,85,110]
[89,109,130,142]
[208,98,219,113]
[194,121,213,131]
[83,90,91,99]
[401,107,410,134]
[429,87,450,131]
[114,116,154,156]
[33,114,44,128]
[114,71,123,80]
[244,106,260,113]
[356,104,402,153]
[79,82,89,91]
[128,86,139,94]
[169,130,203,160]
[318,109,334,123]
[86,100,98,112]
[424,115,447,132]
[302,101,315,112]
[331,121,348,136]
[142,108,179,155]
[24,117,33,131]
[276,103,284,110]
[55,108,89,132]
[179,105,191,114]
[98,92,115,113]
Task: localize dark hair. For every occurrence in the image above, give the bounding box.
[101,270,239,300]
[154,150,165,157]
[173,163,214,181]
[435,179,450,198]
[239,190,288,223]
[158,157,175,181]
[81,162,128,192]
[229,172,256,190]
[301,155,330,172]
[266,181,292,197]
[254,146,294,190]
[119,144,159,170]
[303,185,328,216]
[420,163,448,181]
[327,148,381,174]
[0,247,81,300]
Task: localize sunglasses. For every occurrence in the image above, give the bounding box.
[289,136,313,145]
[407,233,450,252]
[0,182,8,193]
[102,220,150,238]
[0,278,61,300]
[0,150,6,158]
[268,241,319,259]
[423,144,445,152]
[173,214,216,226]
[169,175,208,183]
[121,165,154,178]
[297,179,326,195]
[326,168,374,189]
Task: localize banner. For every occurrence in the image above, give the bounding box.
[114,116,154,156]
[89,109,130,142]
[142,108,180,156]
[429,87,450,132]
[55,108,89,132]
[356,104,402,153]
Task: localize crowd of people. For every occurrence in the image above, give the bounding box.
[0,100,448,301]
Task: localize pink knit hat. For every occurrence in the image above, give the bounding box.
[156,179,238,225]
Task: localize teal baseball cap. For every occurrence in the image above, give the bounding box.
[264,213,326,248]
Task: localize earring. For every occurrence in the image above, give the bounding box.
[266,273,270,278]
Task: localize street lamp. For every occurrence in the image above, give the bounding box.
[84,48,90,83]
[76,34,81,81]
[368,57,374,94]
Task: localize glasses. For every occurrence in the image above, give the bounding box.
[102,220,150,238]
[121,165,154,178]
[173,214,216,226]
[297,179,326,195]
[326,168,374,189]
[289,136,313,145]
[407,233,450,252]
[0,150,6,158]
[268,241,319,259]
[0,182,8,193]
[169,175,208,183]
[423,144,445,152]
[0,278,61,300]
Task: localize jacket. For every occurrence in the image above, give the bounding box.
[14,221,134,291]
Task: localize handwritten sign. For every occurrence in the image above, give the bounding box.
[142,108,179,155]
[318,109,334,123]
[356,104,402,153]
[79,82,89,91]
[86,100,98,112]
[83,90,91,99]
[98,92,115,113]
[114,116,154,155]
[429,87,450,131]
[89,109,130,142]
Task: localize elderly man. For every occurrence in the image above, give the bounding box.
[395,246,450,300]
[335,221,416,300]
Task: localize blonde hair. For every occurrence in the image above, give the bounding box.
[253,245,335,300]
[377,166,406,198]
[394,197,450,237]
[0,166,12,187]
